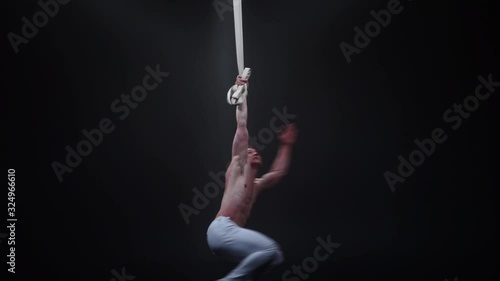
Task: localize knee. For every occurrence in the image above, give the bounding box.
[274,249,284,265]
[267,244,284,265]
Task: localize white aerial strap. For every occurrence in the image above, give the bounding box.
[233,0,244,75]
[227,0,251,105]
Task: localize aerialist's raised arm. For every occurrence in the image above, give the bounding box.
[231,75,249,169]
[256,124,298,189]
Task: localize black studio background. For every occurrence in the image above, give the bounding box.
[4,0,499,281]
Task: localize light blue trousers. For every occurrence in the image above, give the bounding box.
[207,216,284,281]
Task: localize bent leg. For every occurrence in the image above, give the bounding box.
[222,225,284,280]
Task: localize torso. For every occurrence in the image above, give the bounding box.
[216,156,260,227]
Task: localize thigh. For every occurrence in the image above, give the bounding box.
[228,226,280,259]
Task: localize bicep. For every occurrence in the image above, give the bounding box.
[232,125,248,164]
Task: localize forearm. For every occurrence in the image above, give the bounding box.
[236,94,247,126]
[232,94,248,159]
[269,143,293,174]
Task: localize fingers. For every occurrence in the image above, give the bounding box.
[235,75,249,86]
[277,124,298,137]
[275,124,290,134]
[235,78,248,86]
[282,123,295,131]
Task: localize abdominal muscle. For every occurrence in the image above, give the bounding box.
[216,158,258,227]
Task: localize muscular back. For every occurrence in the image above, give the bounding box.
[216,155,261,227]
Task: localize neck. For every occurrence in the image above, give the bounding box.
[249,165,260,179]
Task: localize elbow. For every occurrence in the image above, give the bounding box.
[277,167,289,176]
[273,170,288,180]
[236,115,247,127]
